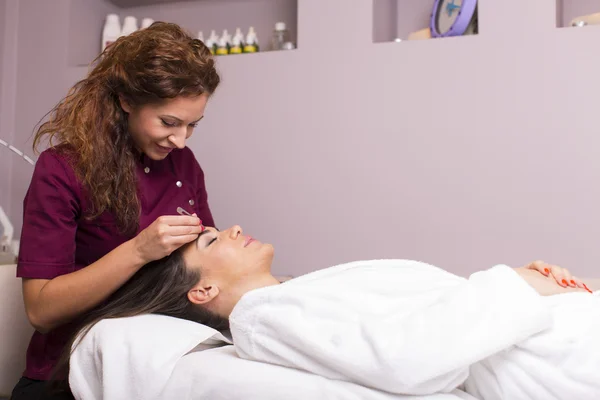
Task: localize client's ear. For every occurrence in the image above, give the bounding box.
[188,283,219,305]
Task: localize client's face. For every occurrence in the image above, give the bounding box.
[181,225,274,294]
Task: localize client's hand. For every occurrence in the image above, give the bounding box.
[514,261,592,296]
[522,260,589,290]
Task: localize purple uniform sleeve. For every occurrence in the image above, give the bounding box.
[17,150,80,279]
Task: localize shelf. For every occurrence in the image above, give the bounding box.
[68,0,298,67]
[373,0,478,43]
[556,0,600,28]
[109,0,211,7]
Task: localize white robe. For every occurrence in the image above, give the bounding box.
[229,259,600,399]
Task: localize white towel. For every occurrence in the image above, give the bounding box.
[69,314,231,400]
[465,290,600,399]
[229,260,555,396]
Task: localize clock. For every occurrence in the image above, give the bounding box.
[430,0,478,38]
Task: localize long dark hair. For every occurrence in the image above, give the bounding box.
[33,22,220,235]
[52,248,228,387]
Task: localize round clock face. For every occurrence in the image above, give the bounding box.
[436,0,463,35]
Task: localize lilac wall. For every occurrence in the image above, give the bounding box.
[6,0,73,240]
[372,0,397,43]
[0,0,17,215]
[69,0,118,66]
[0,0,5,93]
[0,0,7,208]
[4,0,600,280]
[396,0,434,40]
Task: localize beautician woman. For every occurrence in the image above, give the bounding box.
[11,22,218,400]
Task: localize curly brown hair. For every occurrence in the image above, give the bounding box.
[33,22,220,234]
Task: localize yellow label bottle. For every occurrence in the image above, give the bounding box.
[230,27,244,54]
[216,29,231,55]
[243,26,260,53]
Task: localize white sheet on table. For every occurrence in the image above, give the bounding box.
[69,314,231,400]
[162,345,479,400]
[69,313,477,400]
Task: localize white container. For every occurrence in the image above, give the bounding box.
[197,31,205,42]
[102,13,121,52]
[140,18,154,29]
[121,16,138,37]
[233,27,244,44]
[271,21,290,51]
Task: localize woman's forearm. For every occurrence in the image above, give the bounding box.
[23,239,146,333]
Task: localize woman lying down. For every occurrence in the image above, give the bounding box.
[57,225,599,399]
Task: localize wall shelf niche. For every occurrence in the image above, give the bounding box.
[69,0,298,67]
[373,0,478,44]
[556,0,600,28]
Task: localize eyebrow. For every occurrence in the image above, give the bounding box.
[160,114,204,124]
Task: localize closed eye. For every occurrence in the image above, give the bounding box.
[160,115,203,128]
[195,228,220,249]
[161,119,176,127]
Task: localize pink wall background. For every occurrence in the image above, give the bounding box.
[395,0,434,40]
[373,0,396,43]
[0,0,16,215]
[0,0,6,210]
[3,0,600,280]
[0,0,5,94]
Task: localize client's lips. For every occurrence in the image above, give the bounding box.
[244,236,255,247]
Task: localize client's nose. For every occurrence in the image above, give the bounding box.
[229,225,243,239]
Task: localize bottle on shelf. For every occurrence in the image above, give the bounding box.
[243,26,259,53]
[229,27,244,54]
[270,22,290,51]
[140,17,154,29]
[215,29,231,55]
[121,16,138,37]
[102,14,121,52]
[206,29,219,55]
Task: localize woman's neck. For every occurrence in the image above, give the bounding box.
[217,273,281,317]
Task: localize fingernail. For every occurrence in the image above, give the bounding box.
[544,268,550,275]
[583,284,593,294]
[571,280,576,287]
[562,279,568,286]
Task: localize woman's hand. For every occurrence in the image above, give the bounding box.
[516,260,593,294]
[133,214,204,264]
[523,260,592,291]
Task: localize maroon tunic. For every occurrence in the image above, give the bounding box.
[16,146,215,380]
